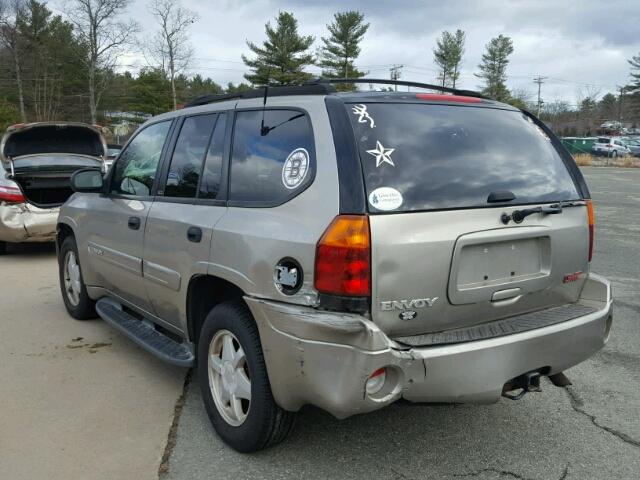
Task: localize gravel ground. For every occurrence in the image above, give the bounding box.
[163,166,640,480]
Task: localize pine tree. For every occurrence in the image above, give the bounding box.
[242,11,314,86]
[629,52,640,92]
[318,11,369,90]
[433,29,465,88]
[475,34,514,101]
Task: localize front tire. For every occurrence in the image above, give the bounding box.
[197,300,295,452]
[58,236,96,320]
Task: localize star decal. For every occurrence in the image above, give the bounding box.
[366,141,395,167]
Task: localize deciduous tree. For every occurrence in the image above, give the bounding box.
[68,0,138,123]
[148,0,197,110]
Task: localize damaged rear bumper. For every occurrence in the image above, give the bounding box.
[0,202,58,242]
[245,273,612,419]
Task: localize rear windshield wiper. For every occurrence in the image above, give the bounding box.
[501,204,563,224]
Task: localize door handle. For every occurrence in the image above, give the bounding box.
[128,216,141,230]
[187,226,202,243]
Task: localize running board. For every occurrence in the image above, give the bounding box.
[96,298,194,367]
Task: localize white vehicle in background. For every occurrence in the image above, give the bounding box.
[0,122,106,254]
[591,137,631,158]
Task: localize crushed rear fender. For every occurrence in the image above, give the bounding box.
[0,202,58,242]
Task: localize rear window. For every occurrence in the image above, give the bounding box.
[596,137,610,143]
[347,103,580,213]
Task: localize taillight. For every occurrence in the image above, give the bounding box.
[0,184,25,203]
[586,200,595,262]
[315,215,371,296]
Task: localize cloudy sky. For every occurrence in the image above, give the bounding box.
[59,0,640,105]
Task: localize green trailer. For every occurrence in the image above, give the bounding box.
[561,137,597,155]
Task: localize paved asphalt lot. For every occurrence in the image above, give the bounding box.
[1,167,639,479]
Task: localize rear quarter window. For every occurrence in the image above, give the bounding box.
[347,103,580,213]
[229,109,315,206]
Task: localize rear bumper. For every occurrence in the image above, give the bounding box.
[246,273,612,419]
[0,202,58,242]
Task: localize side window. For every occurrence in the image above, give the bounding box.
[164,114,217,198]
[110,121,171,196]
[229,109,314,204]
[199,113,227,199]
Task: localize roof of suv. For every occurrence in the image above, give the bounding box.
[180,79,516,113]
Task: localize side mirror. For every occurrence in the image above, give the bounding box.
[71,168,104,193]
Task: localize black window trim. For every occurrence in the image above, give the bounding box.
[153,110,231,207]
[103,118,177,201]
[226,106,317,209]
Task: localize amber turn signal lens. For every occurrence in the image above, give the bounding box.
[314,215,371,296]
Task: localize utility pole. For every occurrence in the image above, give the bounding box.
[618,86,625,123]
[390,65,404,91]
[533,76,547,116]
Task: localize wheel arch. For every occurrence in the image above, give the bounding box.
[186,274,246,348]
[56,222,75,253]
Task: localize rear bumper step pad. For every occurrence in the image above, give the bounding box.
[393,303,597,347]
[96,298,194,367]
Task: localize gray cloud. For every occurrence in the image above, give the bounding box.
[98,0,640,103]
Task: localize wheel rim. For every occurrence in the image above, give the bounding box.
[63,251,82,307]
[208,329,252,426]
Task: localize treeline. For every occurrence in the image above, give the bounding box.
[1,1,640,134]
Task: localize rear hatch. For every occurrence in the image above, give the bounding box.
[346,100,589,337]
[1,123,105,207]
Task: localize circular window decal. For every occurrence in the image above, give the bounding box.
[368,187,403,211]
[282,148,309,189]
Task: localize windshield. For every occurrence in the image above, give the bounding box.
[347,102,580,213]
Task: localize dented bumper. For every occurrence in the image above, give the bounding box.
[0,202,58,242]
[245,273,612,419]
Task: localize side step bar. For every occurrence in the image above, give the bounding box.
[96,298,194,367]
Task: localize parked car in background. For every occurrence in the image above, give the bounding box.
[105,144,122,168]
[591,137,632,157]
[620,137,640,157]
[56,80,612,452]
[0,122,106,254]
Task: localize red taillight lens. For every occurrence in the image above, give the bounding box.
[415,93,482,103]
[0,184,25,203]
[315,215,371,296]
[586,200,595,262]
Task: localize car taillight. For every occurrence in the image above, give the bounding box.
[586,200,595,262]
[315,215,371,296]
[0,184,25,203]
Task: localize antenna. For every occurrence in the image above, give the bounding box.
[260,85,269,136]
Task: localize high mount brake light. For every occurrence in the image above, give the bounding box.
[586,200,595,262]
[415,93,482,103]
[0,184,26,203]
[314,215,371,297]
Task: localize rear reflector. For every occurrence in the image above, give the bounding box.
[314,215,371,296]
[415,93,482,103]
[586,200,595,262]
[365,368,386,395]
[0,184,25,203]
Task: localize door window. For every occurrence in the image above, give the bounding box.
[229,109,314,205]
[110,121,171,196]
[164,114,217,198]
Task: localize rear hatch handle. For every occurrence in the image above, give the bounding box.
[501,204,563,225]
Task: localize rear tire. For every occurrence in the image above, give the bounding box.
[58,236,96,320]
[0,241,7,255]
[197,300,295,452]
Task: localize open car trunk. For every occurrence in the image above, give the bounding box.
[346,101,589,337]
[1,123,105,208]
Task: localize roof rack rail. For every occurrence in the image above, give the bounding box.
[184,83,337,108]
[307,77,488,99]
